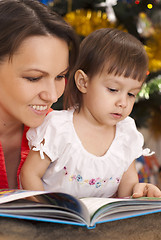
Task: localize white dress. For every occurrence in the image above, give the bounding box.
[26,109,148,198]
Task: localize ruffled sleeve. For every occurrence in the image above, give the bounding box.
[26,111,70,162]
[113,117,146,171]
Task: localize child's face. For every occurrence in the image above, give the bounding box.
[81,70,143,127]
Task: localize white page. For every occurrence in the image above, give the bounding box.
[80,197,133,217]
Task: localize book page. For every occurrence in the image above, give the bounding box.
[80,197,128,217]
[0,190,91,226]
[0,190,46,204]
[80,197,161,227]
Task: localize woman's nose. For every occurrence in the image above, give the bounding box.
[39,82,58,103]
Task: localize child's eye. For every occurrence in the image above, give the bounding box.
[128,92,136,98]
[24,76,42,82]
[107,88,118,93]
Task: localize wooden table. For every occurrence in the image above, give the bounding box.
[0,212,161,240]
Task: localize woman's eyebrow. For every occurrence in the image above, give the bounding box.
[59,67,69,74]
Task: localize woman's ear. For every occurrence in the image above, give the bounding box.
[75,70,88,93]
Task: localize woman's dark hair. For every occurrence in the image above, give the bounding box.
[64,28,149,110]
[0,0,79,71]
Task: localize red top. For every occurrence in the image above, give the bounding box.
[0,125,30,189]
[0,109,53,189]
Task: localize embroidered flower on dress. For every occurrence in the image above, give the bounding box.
[64,166,68,175]
[63,166,120,188]
[116,178,120,183]
[76,175,83,182]
[89,179,96,185]
[95,182,101,188]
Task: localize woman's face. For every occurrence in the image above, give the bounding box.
[0,35,69,128]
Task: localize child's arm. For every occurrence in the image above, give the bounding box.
[20,150,51,191]
[117,161,161,198]
[117,161,139,198]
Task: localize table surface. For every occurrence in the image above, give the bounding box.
[0,212,161,240]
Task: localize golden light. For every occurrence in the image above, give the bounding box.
[147,4,153,9]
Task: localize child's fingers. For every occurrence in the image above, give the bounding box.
[132,183,161,198]
[132,183,147,198]
[146,184,161,197]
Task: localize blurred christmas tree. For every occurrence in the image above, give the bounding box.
[46,0,161,138]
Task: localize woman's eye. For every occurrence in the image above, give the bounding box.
[107,88,118,93]
[55,75,66,81]
[25,76,42,82]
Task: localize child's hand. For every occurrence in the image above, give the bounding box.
[132,183,161,198]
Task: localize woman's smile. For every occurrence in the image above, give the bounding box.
[0,35,69,128]
[29,104,48,115]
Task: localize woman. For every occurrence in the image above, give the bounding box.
[0,0,79,189]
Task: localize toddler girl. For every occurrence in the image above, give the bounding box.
[21,28,161,198]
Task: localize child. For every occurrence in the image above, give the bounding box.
[20,28,161,199]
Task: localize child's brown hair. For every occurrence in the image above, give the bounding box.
[64,28,148,111]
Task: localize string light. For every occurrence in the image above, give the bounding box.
[135,0,140,4]
[147,3,153,9]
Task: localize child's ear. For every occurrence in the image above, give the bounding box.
[75,70,88,93]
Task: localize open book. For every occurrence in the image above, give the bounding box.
[0,189,161,229]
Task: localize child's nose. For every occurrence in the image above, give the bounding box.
[116,95,128,108]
